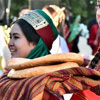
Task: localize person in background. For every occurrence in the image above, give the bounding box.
[88,17,100,55]
[19,6,30,17]
[12,6,31,23]
[89,0,100,71]
[65,15,81,52]
[42,5,69,54]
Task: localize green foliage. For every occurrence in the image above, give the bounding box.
[10,0,97,24]
[62,0,66,3]
[70,0,87,17]
[10,0,28,17]
[69,0,96,24]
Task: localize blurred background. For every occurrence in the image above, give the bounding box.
[0,0,97,26]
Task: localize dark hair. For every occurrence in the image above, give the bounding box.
[89,48,100,69]
[15,19,40,44]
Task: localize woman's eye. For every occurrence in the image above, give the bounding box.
[9,36,19,39]
[14,36,19,39]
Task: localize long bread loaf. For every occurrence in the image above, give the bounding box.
[8,62,79,78]
[7,53,84,70]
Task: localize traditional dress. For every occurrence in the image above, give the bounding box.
[1,67,100,100]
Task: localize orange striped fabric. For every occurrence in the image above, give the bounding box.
[0,67,100,100]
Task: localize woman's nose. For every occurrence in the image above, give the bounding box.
[8,39,13,46]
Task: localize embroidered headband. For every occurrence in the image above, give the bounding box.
[20,9,58,50]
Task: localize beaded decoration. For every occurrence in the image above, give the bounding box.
[20,10,49,30]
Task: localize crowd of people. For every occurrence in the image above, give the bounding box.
[0,0,100,99]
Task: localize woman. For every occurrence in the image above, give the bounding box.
[0,9,61,100]
[8,9,58,59]
[89,0,100,70]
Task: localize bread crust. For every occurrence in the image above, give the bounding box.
[7,53,84,70]
[7,62,79,78]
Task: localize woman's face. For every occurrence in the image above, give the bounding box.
[8,23,35,58]
[96,0,100,26]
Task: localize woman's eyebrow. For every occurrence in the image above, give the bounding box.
[9,33,19,35]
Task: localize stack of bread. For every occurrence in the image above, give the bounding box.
[7,53,84,78]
